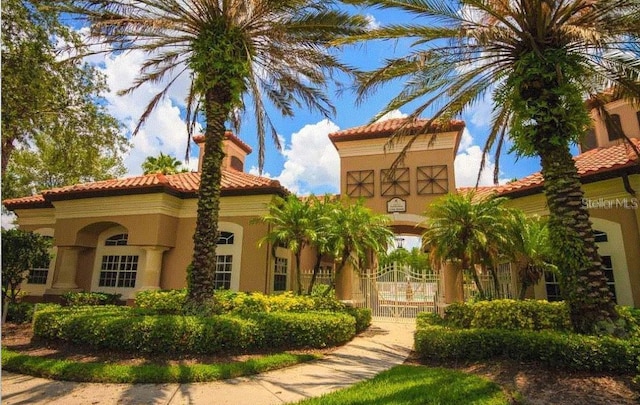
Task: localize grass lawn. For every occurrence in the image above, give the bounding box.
[1,348,319,383]
[295,365,513,405]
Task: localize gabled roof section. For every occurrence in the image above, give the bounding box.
[3,171,286,210]
[193,131,252,154]
[328,118,465,143]
[457,138,640,198]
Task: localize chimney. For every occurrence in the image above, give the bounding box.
[193,131,253,173]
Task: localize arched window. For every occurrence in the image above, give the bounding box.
[230,156,244,171]
[98,232,138,288]
[606,114,623,141]
[217,231,234,245]
[105,234,129,246]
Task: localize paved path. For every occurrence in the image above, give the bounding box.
[1,321,415,405]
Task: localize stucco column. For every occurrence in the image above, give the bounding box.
[335,263,354,302]
[443,261,464,305]
[50,246,83,290]
[138,246,169,291]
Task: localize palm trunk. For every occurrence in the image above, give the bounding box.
[307,252,323,295]
[295,250,303,295]
[537,141,617,333]
[187,85,232,309]
[463,255,484,299]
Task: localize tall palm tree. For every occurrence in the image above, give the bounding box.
[67,0,367,308]
[422,192,509,298]
[504,211,556,300]
[327,198,394,282]
[344,0,639,333]
[305,194,335,294]
[142,152,186,175]
[259,195,317,295]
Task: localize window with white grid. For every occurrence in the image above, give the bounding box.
[214,255,233,290]
[273,257,288,291]
[99,255,139,288]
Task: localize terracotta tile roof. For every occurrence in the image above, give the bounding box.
[328,118,465,143]
[3,170,286,210]
[457,138,640,197]
[193,131,252,154]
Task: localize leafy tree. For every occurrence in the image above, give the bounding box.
[422,193,509,297]
[1,229,51,323]
[259,195,317,295]
[345,0,639,333]
[142,153,188,175]
[504,212,556,300]
[305,195,336,294]
[1,0,127,191]
[66,0,368,309]
[380,247,431,274]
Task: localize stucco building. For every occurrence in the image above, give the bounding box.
[4,101,640,307]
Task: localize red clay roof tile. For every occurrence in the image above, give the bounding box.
[457,138,640,197]
[3,170,285,209]
[193,131,252,154]
[329,118,465,142]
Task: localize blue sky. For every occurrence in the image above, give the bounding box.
[75,4,547,195]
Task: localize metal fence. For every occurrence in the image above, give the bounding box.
[463,262,516,301]
[353,263,442,323]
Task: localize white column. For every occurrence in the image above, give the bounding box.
[138,246,169,291]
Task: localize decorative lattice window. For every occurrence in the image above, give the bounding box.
[346,170,374,197]
[99,255,138,287]
[380,168,410,196]
[214,255,233,289]
[417,165,448,195]
[105,234,129,246]
[217,231,234,245]
[273,257,288,291]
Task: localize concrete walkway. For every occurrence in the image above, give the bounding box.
[1,321,415,405]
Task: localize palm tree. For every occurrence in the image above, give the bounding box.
[422,192,509,298]
[142,153,186,175]
[305,194,335,294]
[505,211,556,300]
[68,1,367,308]
[259,195,317,295]
[327,198,394,283]
[344,0,639,333]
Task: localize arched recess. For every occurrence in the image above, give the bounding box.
[215,222,243,291]
[590,217,633,306]
[91,225,146,300]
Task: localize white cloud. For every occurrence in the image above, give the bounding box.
[271,119,341,194]
[85,43,200,176]
[365,14,380,30]
[454,129,507,187]
[375,109,408,122]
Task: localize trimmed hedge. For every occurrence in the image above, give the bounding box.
[442,300,572,331]
[6,302,35,324]
[133,289,370,332]
[33,306,355,354]
[61,292,122,306]
[415,323,640,373]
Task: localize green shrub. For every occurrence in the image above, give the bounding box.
[443,300,571,331]
[414,324,640,373]
[61,292,122,306]
[33,306,356,354]
[344,307,372,333]
[416,312,445,329]
[135,289,187,314]
[6,302,35,324]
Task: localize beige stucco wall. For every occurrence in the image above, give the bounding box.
[334,131,460,230]
[508,174,640,306]
[589,100,640,150]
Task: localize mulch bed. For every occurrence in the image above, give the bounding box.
[3,323,639,404]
